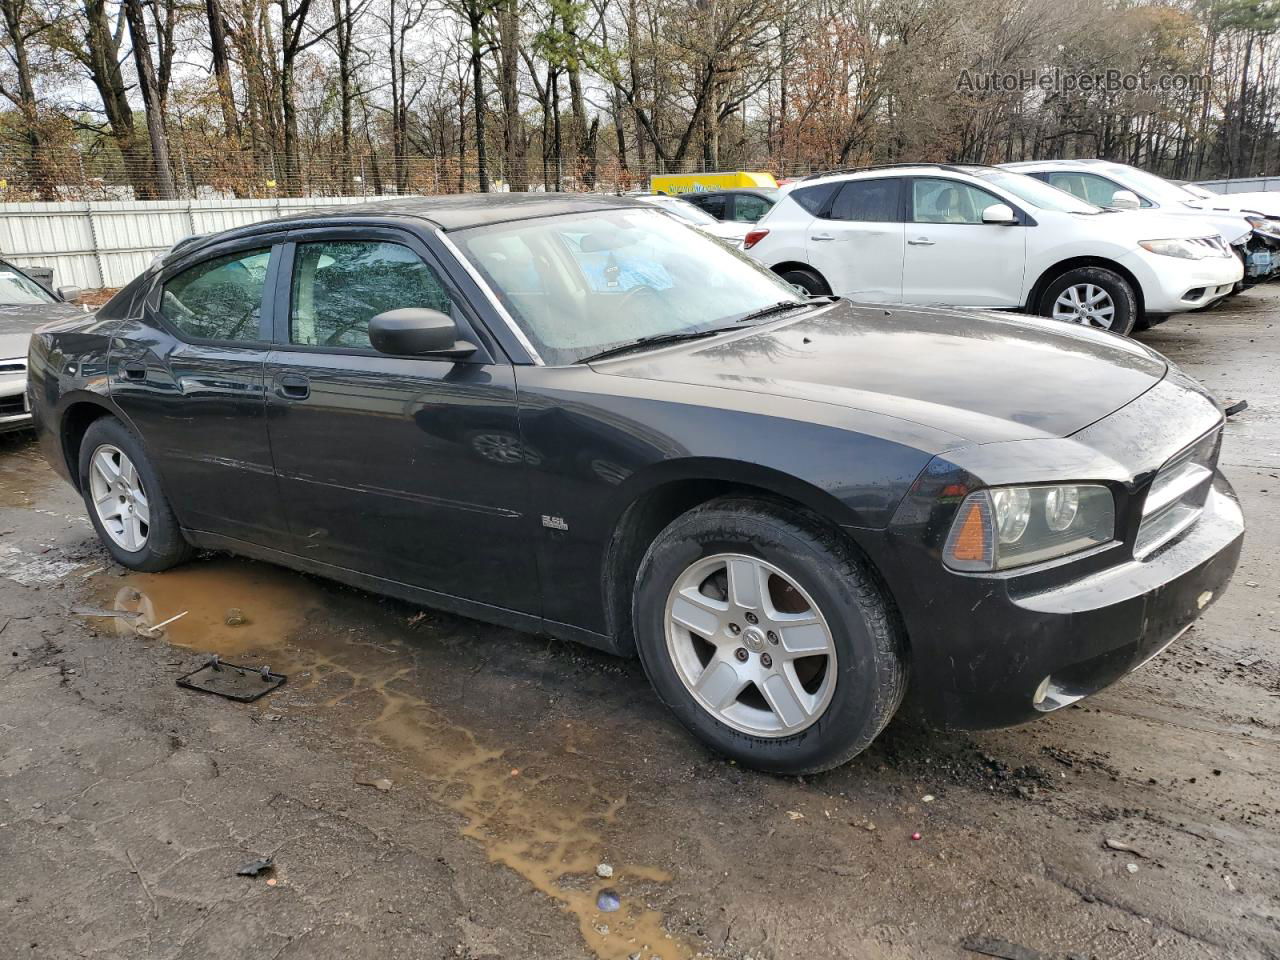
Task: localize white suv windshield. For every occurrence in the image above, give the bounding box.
[454,208,803,365]
[975,171,1101,214]
[0,266,55,305]
[1105,165,1197,205]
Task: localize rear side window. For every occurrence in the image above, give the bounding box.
[790,183,839,216]
[829,179,902,222]
[289,240,454,349]
[687,194,727,219]
[160,247,271,341]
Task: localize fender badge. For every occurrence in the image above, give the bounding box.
[541,515,568,531]
[1196,590,1213,610]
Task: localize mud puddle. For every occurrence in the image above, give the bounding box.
[0,437,58,509]
[88,557,692,960]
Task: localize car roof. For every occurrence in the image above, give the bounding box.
[1001,159,1120,171]
[164,193,650,265]
[687,188,779,197]
[796,163,992,187]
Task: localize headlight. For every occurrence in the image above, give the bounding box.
[1246,216,1280,240]
[943,483,1115,572]
[1137,238,1216,259]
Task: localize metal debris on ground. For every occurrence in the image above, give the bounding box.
[138,610,189,637]
[1103,838,1147,858]
[69,605,142,621]
[236,857,274,877]
[356,776,393,791]
[596,889,621,912]
[1236,655,1261,667]
[175,655,286,702]
[224,608,245,626]
[961,935,1046,960]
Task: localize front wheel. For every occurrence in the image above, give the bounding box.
[1037,266,1137,336]
[633,497,907,774]
[776,267,831,297]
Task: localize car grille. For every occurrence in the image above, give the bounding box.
[0,359,27,374]
[1134,428,1221,558]
[0,393,27,417]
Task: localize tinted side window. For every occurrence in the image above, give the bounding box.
[733,194,772,222]
[687,194,727,219]
[790,183,839,216]
[160,248,271,341]
[911,178,1001,225]
[290,240,454,349]
[829,179,901,222]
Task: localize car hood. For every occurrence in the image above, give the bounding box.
[590,300,1168,445]
[1186,191,1280,219]
[0,302,83,360]
[1077,209,1230,242]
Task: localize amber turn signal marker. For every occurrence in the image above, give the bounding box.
[950,499,989,563]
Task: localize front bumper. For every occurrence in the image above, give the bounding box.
[1127,248,1244,313]
[901,474,1242,730]
[0,368,32,433]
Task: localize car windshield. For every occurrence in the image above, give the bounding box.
[0,265,56,305]
[975,170,1102,214]
[1105,164,1197,205]
[453,208,805,365]
[641,196,719,226]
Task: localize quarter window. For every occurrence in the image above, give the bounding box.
[790,183,839,216]
[289,240,455,349]
[160,248,271,341]
[912,179,1002,225]
[829,179,901,222]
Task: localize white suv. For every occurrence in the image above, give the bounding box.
[744,164,1244,335]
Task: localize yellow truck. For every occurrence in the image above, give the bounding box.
[649,171,778,196]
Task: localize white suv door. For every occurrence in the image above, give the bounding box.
[900,177,1028,307]
[804,178,905,302]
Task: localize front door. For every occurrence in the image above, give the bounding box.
[262,227,538,616]
[900,177,1027,307]
[804,178,905,302]
[110,239,287,544]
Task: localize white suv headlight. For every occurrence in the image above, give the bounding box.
[1137,238,1221,260]
[1245,216,1280,240]
[942,484,1116,572]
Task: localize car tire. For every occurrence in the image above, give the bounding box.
[1037,266,1137,336]
[78,416,194,572]
[777,267,831,297]
[632,496,907,774]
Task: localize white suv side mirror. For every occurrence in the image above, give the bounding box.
[981,203,1017,225]
[1109,190,1141,210]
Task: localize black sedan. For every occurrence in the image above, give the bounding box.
[27,194,1243,773]
[681,188,779,223]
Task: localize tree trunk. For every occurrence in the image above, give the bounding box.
[82,0,155,199]
[206,0,240,136]
[123,0,177,198]
[498,0,525,189]
[467,0,488,192]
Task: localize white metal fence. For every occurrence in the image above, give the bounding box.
[1196,177,1280,195]
[0,197,367,290]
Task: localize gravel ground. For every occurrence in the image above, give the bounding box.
[1,289,1277,960]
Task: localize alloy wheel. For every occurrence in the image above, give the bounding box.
[1052,283,1116,328]
[88,444,150,551]
[664,553,837,737]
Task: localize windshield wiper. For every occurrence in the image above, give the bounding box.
[577,327,736,364]
[733,296,835,325]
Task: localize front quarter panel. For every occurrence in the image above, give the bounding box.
[514,365,950,634]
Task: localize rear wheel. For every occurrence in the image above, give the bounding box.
[1037,266,1137,336]
[776,267,831,297]
[78,417,194,572]
[633,497,906,774]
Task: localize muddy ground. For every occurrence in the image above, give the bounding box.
[1,291,1277,960]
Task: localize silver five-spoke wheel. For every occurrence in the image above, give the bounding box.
[88,444,150,551]
[1052,283,1116,328]
[664,553,837,737]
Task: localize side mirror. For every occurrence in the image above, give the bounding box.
[1110,190,1141,210]
[368,308,476,359]
[981,203,1018,225]
[56,285,82,302]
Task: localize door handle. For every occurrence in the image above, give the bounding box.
[811,233,835,241]
[120,360,147,381]
[908,237,935,246]
[277,373,310,400]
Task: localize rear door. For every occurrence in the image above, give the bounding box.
[262,225,538,615]
[900,177,1027,307]
[110,237,287,544]
[804,178,905,302]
